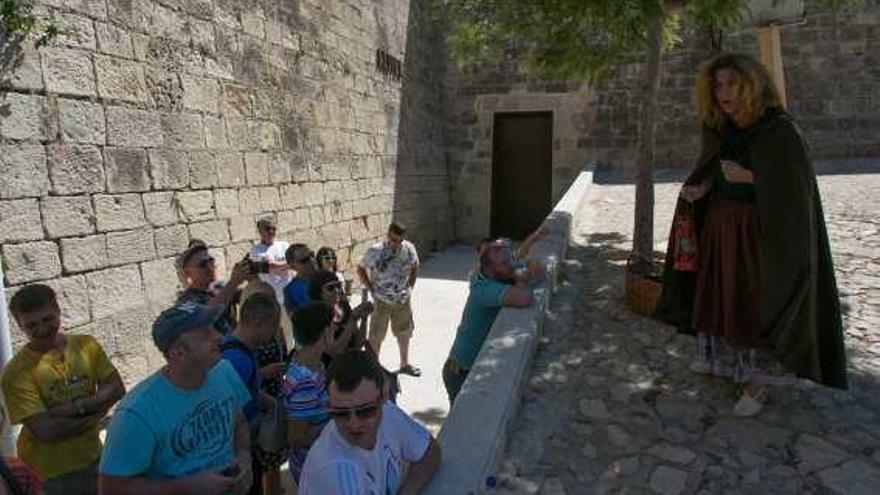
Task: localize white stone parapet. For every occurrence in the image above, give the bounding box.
[423,164,595,495]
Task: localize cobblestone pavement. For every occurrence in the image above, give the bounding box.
[494,172,880,495]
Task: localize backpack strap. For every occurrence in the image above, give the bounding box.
[220,339,259,390]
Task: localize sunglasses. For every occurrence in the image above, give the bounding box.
[322,283,343,292]
[327,399,381,421]
[320,256,337,262]
[195,257,215,269]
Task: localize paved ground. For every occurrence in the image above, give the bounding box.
[372,243,474,435]
[494,171,880,495]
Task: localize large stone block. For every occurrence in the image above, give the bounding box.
[107,107,162,147]
[323,181,343,204]
[161,112,205,149]
[0,199,43,243]
[223,84,252,116]
[42,0,107,19]
[248,121,281,150]
[301,182,324,206]
[176,190,214,221]
[228,215,255,242]
[245,152,270,185]
[269,153,291,184]
[294,208,311,230]
[95,55,148,102]
[141,257,180,309]
[0,145,48,199]
[48,11,93,50]
[0,93,49,141]
[58,99,106,145]
[94,193,147,232]
[154,224,189,257]
[106,228,156,265]
[189,151,218,189]
[239,188,262,215]
[224,242,252,271]
[214,189,240,218]
[276,210,296,234]
[95,22,133,57]
[41,47,96,97]
[142,191,180,226]
[45,275,91,328]
[2,241,62,284]
[61,235,108,273]
[205,116,228,149]
[279,183,301,209]
[189,220,230,246]
[104,148,150,193]
[259,186,281,212]
[3,42,43,91]
[41,196,95,238]
[217,153,246,187]
[182,74,220,114]
[47,144,105,195]
[148,150,190,189]
[86,265,145,320]
[225,117,249,150]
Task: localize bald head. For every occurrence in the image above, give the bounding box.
[480,244,515,280]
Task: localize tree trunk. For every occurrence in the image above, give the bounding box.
[629,9,664,274]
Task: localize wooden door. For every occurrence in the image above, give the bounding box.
[491,112,553,239]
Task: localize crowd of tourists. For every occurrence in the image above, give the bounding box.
[0,219,440,495]
[0,52,847,495]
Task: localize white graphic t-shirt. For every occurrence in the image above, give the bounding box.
[249,241,291,302]
[359,240,419,304]
[299,402,431,495]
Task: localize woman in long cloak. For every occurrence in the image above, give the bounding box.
[654,53,847,416]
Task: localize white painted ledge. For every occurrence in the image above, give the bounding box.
[423,165,595,495]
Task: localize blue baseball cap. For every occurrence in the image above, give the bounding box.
[152,302,224,353]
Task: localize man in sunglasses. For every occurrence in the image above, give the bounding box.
[249,216,291,305]
[283,243,317,313]
[357,222,421,377]
[299,350,441,495]
[177,239,251,335]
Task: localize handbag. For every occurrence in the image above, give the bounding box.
[673,204,698,272]
[257,398,288,453]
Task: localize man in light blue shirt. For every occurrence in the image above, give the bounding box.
[99,302,253,495]
[444,243,534,404]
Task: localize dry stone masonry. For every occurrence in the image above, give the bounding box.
[0,0,451,385]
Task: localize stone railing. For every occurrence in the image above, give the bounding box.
[423,165,594,495]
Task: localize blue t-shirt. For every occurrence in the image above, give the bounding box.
[220,336,261,422]
[449,272,511,369]
[283,277,310,313]
[99,360,251,480]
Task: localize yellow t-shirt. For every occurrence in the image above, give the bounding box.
[1,334,118,480]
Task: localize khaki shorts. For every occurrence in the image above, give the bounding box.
[368,298,414,351]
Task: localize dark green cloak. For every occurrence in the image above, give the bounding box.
[654,109,848,389]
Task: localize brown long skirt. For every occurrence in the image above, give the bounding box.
[692,198,764,348]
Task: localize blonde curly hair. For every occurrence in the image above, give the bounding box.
[695,53,782,130]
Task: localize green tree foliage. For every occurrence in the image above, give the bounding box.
[1,0,61,47]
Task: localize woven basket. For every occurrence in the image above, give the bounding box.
[625,268,663,317]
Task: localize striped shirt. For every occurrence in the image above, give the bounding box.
[281,357,330,481]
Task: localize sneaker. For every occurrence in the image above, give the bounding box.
[689,360,712,375]
[732,388,767,417]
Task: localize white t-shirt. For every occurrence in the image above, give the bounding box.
[299,402,431,495]
[249,241,291,302]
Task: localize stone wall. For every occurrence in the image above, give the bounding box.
[0,0,451,385]
[446,0,880,240]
